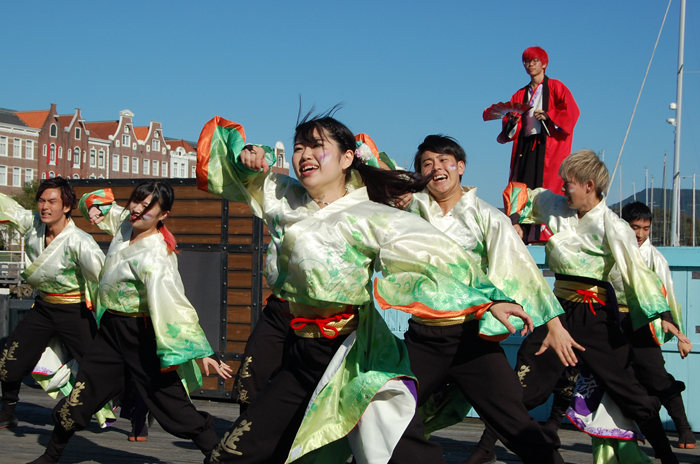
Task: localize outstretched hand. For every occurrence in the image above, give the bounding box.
[536,317,585,366]
[202,357,234,379]
[240,145,269,173]
[678,340,692,359]
[662,320,691,344]
[489,302,533,337]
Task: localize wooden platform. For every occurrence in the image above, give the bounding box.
[1,384,698,463]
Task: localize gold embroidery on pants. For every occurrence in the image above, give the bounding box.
[517,365,530,387]
[57,381,86,431]
[0,342,19,380]
[239,356,252,378]
[561,373,579,398]
[235,379,250,404]
[212,419,252,460]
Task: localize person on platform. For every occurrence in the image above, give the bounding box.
[196,111,538,464]
[466,150,688,464]
[0,177,104,430]
[28,180,231,464]
[498,46,580,242]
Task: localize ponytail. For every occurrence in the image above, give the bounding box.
[351,158,432,206]
[158,223,179,254]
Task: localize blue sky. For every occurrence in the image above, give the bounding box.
[3,1,700,206]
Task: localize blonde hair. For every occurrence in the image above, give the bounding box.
[559,149,609,198]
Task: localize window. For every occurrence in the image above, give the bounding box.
[59,146,63,159]
[83,151,86,163]
[162,162,168,177]
[24,168,33,184]
[132,157,139,174]
[122,156,129,173]
[180,163,186,178]
[122,134,130,146]
[13,139,21,158]
[143,159,150,175]
[41,172,46,180]
[73,174,79,179]
[25,140,33,159]
[49,144,56,164]
[90,149,96,167]
[152,139,160,151]
[98,149,105,168]
[154,130,159,138]
[50,124,57,137]
[124,125,130,134]
[73,147,80,167]
[75,127,81,139]
[89,174,96,179]
[49,171,55,179]
[0,166,8,185]
[112,154,119,171]
[191,165,196,178]
[12,167,20,187]
[42,144,47,157]
[153,160,159,176]
[0,136,7,156]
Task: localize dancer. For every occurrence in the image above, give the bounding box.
[387,135,578,464]
[0,177,104,429]
[28,180,231,464]
[197,112,534,464]
[466,150,688,464]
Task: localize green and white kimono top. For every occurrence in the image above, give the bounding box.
[609,239,684,345]
[409,186,564,335]
[504,183,671,329]
[0,193,103,308]
[78,191,214,385]
[198,117,512,463]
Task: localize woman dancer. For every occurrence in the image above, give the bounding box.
[467,149,688,464]
[197,111,536,464]
[29,181,231,464]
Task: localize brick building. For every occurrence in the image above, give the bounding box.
[0,104,289,195]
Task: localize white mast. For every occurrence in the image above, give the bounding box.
[671,0,686,246]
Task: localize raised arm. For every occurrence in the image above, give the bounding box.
[0,193,35,235]
[78,189,126,236]
[196,116,276,218]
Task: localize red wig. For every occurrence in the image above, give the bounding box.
[522,47,549,67]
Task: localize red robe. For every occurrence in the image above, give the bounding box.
[498,76,579,194]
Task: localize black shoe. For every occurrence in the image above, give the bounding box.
[0,401,18,429]
[459,447,497,464]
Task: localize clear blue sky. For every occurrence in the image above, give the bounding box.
[4,1,700,206]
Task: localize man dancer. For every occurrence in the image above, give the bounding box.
[0,177,104,428]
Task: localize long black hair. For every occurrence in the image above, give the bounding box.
[295,107,431,205]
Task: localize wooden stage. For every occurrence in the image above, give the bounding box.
[1,384,698,463]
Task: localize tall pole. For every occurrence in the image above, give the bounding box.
[671,0,686,246]
[651,176,655,242]
[620,164,623,216]
[694,172,696,246]
[645,168,649,206]
[633,181,637,202]
[663,154,668,245]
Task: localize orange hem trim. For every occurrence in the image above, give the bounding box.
[649,322,662,346]
[160,365,180,373]
[478,333,510,342]
[374,280,492,319]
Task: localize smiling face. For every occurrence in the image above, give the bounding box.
[292,128,353,198]
[629,219,651,246]
[420,151,465,199]
[127,194,168,233]
[37,188,71,227]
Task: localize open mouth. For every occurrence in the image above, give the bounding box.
[300,164,318,174]
[432,174,447,182]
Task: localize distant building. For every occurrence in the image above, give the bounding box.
[0,104,289,194]
[0,108,40,195]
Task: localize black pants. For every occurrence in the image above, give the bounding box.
[211,334,348,463]
[1,297,97,404]
[389,319,562,464]
[479,297,671,456]
[50,311,218,455]
[234,296,293,410]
